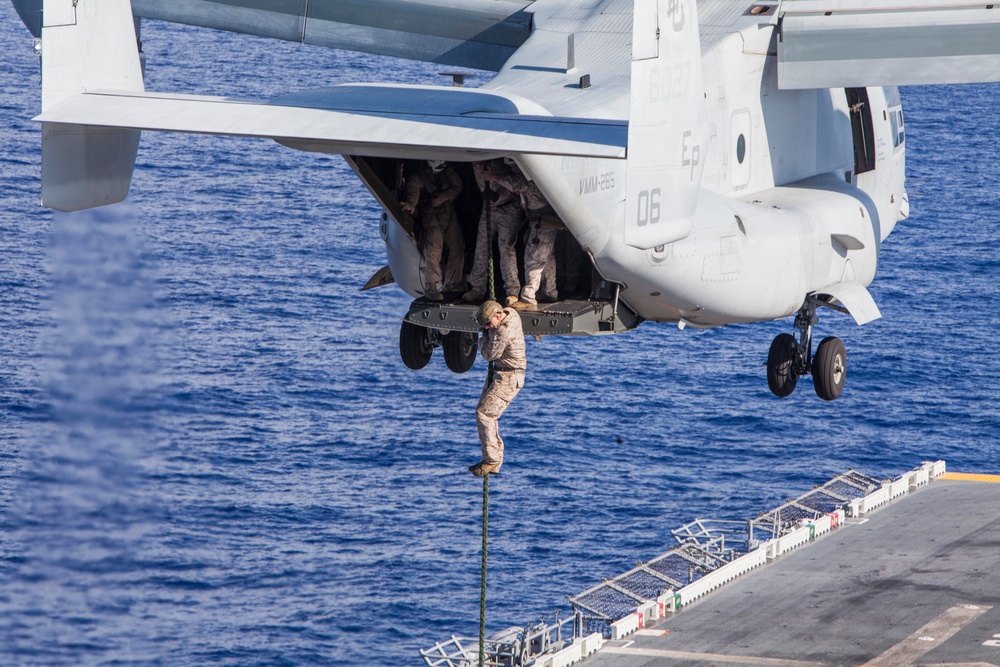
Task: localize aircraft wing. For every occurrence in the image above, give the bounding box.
[30,0,624,211]
[36,84,626,161]
[35,83,625,210]
[131,0,535,72]
[15,0,535,71]
[776,0,1000,89]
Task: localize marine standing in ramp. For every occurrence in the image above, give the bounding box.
[469,301,526,476]
[482,164,562,310]
[463,159,525,307]
[400,159,464,301]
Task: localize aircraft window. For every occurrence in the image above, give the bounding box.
[883,85,901,108]
[736,135,746,164]
[888,108,904,148]
[883,87,904,149]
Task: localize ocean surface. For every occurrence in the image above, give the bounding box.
[0,5,997,666]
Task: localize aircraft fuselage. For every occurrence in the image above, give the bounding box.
[376,13,905,328]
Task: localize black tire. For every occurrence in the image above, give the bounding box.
[812,336,846,401]
[443,330,478,374]
[767,333,799,397]
[399,320,433,370]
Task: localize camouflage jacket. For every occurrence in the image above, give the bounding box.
[479,308,526,372]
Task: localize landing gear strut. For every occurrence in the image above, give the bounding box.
[766,297,847,400]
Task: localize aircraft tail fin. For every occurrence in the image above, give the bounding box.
[40,0,144,211]
[624,0,707,250]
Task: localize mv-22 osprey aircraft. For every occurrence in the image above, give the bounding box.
[12,0,1000,399]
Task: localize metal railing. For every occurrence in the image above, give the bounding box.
[422,467,895,664]
[567,469,881,638]
[420,613,579,667]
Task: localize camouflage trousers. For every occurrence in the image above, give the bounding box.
[468,200,524,299]
[476,368,524,466]
[519,219,559,304]
[421,206,465,289]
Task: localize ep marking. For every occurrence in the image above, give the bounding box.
[682,130,700,180]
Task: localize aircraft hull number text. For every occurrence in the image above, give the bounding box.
[647,62,691,104]
[580,172,616,195]
[636,188,661,227]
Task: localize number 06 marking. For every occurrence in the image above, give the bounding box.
[637,188,661,226]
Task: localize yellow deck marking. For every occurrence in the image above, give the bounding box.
[941,472,1000,483]
[861,604,992,667]
[601,646,824,666]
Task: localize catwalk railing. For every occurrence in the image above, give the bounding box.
[420,461,946,666]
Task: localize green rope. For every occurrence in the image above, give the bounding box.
[485,197,496,303]
[485,197,496,389]
[479,194,495,667]
[479,471,489,667]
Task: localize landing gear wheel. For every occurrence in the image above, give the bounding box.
[767,333,800,397]
[443,331,478,374]
[812,336,846,401]
[399,320,433,370]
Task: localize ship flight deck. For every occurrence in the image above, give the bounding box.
[422,463,1000,667]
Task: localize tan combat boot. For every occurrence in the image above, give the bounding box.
[424,284,445,302]
[468,460,502,476]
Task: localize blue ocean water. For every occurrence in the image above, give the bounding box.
[0,6,997,666]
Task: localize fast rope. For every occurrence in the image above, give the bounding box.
[485,193,496,304]
[477,193,499,667]
[479,468,489,667]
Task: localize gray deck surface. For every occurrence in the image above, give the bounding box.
[583,477,1000,667]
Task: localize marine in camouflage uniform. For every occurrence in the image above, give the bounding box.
[464,159,524,305]
[401,160,464,300]
[470,301,526,476]
[521,214,561,306]
[483,166,562,308]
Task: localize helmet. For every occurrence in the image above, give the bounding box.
[427,159,446,173]
[474,300,503,325]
